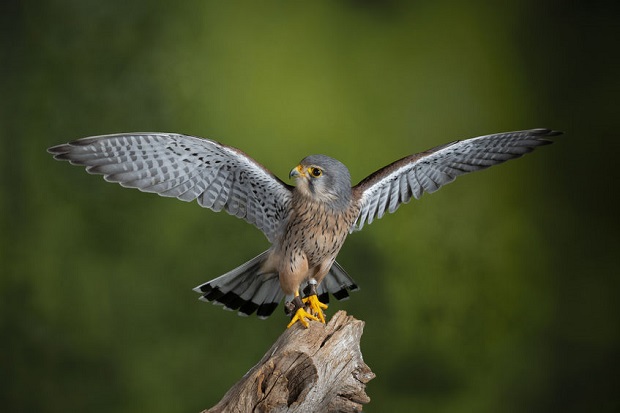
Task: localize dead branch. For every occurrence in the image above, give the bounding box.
[203,311,375,413]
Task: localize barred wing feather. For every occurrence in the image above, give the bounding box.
[351,128,561,231]
[48,133,294,242]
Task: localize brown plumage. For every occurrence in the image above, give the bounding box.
[48,128,561,327]
[276,176,361,296]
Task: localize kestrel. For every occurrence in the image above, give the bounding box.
[48,128,560,328]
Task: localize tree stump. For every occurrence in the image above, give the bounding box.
[203,311,375,413]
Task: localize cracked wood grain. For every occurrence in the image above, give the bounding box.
[203,311,375,413]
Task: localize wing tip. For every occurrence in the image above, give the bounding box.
[47,144,67,155]
[521,128,563,148]
[47,137,102,154]
[530,128,563,137]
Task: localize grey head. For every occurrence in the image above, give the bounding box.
[289,154,352,210]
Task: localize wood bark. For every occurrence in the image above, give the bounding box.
[203,311,375,413]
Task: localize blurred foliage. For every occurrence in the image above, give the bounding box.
[1,0,618,412]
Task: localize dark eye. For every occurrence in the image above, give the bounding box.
[309,167,322,177]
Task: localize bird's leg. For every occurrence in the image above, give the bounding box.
[302,279,328,324]
[286,291,319,329]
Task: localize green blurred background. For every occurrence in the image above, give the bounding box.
[1,1,618,412]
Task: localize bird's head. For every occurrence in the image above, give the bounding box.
[289,154,352,209]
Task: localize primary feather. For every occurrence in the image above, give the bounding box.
[48,133,293,243]
[351,128,561,231]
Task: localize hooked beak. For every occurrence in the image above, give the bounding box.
[289,164,305,179]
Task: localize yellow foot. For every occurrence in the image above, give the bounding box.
[302,294,328,323]
[287,306,319,329]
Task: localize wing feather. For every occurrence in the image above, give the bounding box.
[376,183,391,220]
[351,128,561,231]
[48,133,294,242]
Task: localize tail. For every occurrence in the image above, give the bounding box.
[316,260,359,304]
[193,251,360,319]
[193,251,283,319]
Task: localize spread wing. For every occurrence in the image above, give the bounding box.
[48,133,294,242]
[351,128,561,231]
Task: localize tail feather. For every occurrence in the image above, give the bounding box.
[315,260,360,303]
[194,250,284,318]
[256,281,284,319]
[194,252,359,319]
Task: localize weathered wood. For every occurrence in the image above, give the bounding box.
[203,311,375,413]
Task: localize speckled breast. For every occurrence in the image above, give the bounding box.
[284,198,360,268]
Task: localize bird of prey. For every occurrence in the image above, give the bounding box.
[48,128,560,328]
